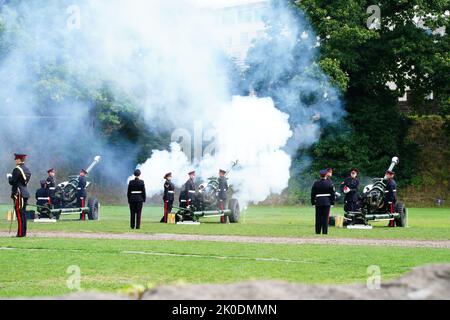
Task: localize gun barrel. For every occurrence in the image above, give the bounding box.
[85,156,101,174]
[384,156,399,178]
[225,160,239,177]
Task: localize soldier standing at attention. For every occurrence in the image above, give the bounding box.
[161,172,175,223]
[46,168,57,207]
[7,153,31,238]
[218,169,228,223]
[385,170,397,227]
[127,169,146,229]
[185,170,196,207]
[77,169,88,220]
[311,169,335,235]
[341,168,360,213]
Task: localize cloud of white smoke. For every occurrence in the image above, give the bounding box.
[138,95,293,206]
[0,0,344,206]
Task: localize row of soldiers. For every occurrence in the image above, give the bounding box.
[127,169,228,229]
[311,167,397,234]
[8,152,396,237]
[7,153,89,237]
[7,151,226,236]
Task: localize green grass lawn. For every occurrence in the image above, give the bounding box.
[0,237,449,297]
[1,205,449,240]
[0,205,449,297]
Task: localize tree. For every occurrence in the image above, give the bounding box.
[299,0,449,114]
[297,0,448,182]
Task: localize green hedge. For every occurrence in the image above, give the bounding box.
[401,115,450,206]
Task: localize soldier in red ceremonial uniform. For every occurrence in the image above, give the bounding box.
[8,153,32,237]
[161,172,175,223]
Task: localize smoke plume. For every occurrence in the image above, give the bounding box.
[0,0,344,205]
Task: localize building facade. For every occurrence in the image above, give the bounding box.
[205,0,270,67]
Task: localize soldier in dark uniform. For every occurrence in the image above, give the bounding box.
[127,169,146,229]
[311,169,335,235]
[341,168,360,213]
[385,170,397,227]
[185,170,196,207]
[218,169,228,223]
[8,153,32,237]
[161,172,175,223]
[196,184,206,209]
[36,180,50,207]
[179,185,187,209]
[77,169,88,220]
[46,168,57,207]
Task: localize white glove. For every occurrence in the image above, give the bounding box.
[343,186,350,194]
[6,173,12,179]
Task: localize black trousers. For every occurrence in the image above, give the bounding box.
[187,194,196,207]
[315,205,331,235]
[130,202,143,229]
[49,195,59,207]
[166,200,173,215]
[14,196,28,237]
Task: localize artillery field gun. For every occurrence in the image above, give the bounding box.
[174,162,240,224]
[344,157,408,228]
[36,156,101,221]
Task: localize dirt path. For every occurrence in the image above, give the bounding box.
[1,231,449,248]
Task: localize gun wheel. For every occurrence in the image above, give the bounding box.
[87,197,99,220]
[228,199,240,223]
[395,202,407,227]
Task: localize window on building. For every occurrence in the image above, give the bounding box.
[252,7,268,23]
[225,36,233,47]
[256,30,266,38]
[222,10,235,25]
[240,32,249,45]
[398,92,408,102]
[238,9,252,23]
